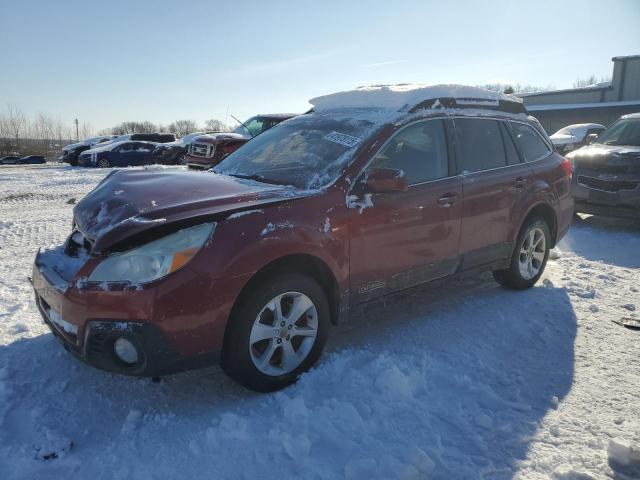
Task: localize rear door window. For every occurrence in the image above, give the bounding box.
[368,119,449,185]
[455,118,506,173]
[510,122,552,161]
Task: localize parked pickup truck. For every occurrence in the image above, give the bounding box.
[184,114,296,169]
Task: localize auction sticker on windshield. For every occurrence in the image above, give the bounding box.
[324,131,362,148]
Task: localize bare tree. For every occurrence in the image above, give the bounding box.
[111,121,158,135]
[167,119,199,137]
[80,122,94,140]
[573,75,611,88]
[6,103,27,147]
[204,118,231,132]
[478,83,552,94]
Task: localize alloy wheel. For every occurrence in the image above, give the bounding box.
[518,226,546,280]
[249,291,318,376]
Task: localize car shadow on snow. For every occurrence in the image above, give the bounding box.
[562,214,640,269]
[329,273,578,479]
[0,273,577,479]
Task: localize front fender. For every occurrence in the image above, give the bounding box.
[193,199,349,293]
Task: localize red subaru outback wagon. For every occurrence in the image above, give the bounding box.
[32,85,573,391]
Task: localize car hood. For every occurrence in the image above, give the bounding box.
[73,169,311,253]
[568,144,640,160]
[568,144,640,174]
[63,141,89,152]
[550,134,578,146]
[193,132,249,144]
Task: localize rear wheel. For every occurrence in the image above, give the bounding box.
[493,217,551,290]
[221,273,329,392]
[97,158,110,168]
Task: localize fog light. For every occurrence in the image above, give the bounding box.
[114,338,139,364]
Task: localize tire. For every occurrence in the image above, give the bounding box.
[493,216,551,290]
[221,273,330,392]
[97,158,110,168]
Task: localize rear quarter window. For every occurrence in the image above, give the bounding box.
[510,122,552,161]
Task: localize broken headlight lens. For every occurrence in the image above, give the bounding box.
[88,223,215,284]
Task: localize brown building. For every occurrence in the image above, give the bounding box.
[520,55,640,134]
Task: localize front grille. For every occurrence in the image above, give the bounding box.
[86,332,110,356]
[189,143,214,158]
[576,157,640,175]
[578,175,640,192]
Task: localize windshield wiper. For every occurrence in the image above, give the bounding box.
[226,173,288,185]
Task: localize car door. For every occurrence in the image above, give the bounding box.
[349,118,462,304]
[115,142,134,166]
[454,117,532,269]
[133,142,154,165]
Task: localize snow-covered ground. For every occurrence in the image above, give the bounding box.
[1,164,639,480]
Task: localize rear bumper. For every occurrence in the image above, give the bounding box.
[31,248,245,377]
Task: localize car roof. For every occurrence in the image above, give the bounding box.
[309,84,525,115]
[621,112,640,120]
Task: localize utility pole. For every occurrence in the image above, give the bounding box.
[74,118,79,141]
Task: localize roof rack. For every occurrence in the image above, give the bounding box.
[408,97,526,115]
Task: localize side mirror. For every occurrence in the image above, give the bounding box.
[363,168,409,193]
[586,133,599,144]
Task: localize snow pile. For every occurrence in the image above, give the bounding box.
[310,84,522,112]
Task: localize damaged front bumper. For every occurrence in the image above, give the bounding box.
[31,248,220,377]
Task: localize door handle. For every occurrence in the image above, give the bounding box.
[513,177,528,190]
[437,193,458,208]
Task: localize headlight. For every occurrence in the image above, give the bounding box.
[88,222,215,284]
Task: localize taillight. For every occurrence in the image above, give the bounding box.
[560,158,572,179]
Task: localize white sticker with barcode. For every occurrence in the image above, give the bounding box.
[324,131,362,148]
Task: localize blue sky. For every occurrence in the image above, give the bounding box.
[1,0,639,132]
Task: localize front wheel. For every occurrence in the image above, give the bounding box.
[97,158,110,168]
[221,273,329,392]
[493,217,551,290]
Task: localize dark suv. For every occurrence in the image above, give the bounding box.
[31,85,573,392]
[567,112,640,219]
[60,136,116,166]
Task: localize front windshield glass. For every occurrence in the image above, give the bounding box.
[232,116,262,137]
[595,118,640,146]
[232,116,283,137]
[214,112,382,190]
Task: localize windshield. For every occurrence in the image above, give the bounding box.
[232,116,285,137]
[595,118,640,146]
[214,112,381,189]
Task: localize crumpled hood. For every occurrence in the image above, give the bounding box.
[73,169,310,253]
[193,132,248,144]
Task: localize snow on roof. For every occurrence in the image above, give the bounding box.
[84,141,130,153]
[309,84,522,112]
